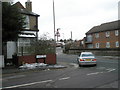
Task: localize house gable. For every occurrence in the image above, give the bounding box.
[14,2,40,17]
[14,2,25,9]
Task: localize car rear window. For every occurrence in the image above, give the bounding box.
[82,54,94,57]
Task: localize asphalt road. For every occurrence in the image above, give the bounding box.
[2,47,119,89]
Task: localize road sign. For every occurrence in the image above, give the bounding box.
[36,55,46,59]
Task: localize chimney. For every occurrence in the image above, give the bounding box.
[25,0,32,11]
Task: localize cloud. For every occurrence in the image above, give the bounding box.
[14,0,119,40]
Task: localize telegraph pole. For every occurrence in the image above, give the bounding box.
[53,0,56,42]
[53,0,56,53]
[71,31,72,40]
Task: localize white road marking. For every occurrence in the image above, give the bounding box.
[87,68,116,76]
[87,72,103,76]
[97,67,117,72]
[2,76,71,89]
[59,77,70,80]
[5,75,25,79]
[2,80,53,89]
[106,68,116,72]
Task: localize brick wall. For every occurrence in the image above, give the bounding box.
[18,54,56,65]
[46,54,56,64]
[67,48,120,56]
[18,55,36,65]
[29,16,37,30]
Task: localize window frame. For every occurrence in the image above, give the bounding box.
[115,30,119,36]
[95,43,99,48]
[95,33,99,38]
[86,35,92,42]
[106,31,110,37]
[106,42,110,48]
[23,15,30,29]
[18,38,31,54]
[115,41,119,47]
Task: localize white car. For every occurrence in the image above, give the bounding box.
[77,52,97,66]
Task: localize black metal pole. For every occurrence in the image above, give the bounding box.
[21,47,23,56]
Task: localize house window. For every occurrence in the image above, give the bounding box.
[106,31,110,37]
[106,42,110,48]
[81,41,84,45]
[95,33,99,38]
[18,38,30,54]
[95,43,99,48]
[23,15,30,29]
[87,44,93,48]
[115,30,119,36]
[87,35,92,42]
[115,41,119,47]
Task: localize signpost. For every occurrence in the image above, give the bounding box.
[36,55,46,59]
[55,28,60,41]
[36,55,46,63]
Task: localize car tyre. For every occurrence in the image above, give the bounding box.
[79,64,82,67]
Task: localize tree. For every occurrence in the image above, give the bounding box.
[60,39,63,42]
[27,33,55,55]
[2,2,26,42]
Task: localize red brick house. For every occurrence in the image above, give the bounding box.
[14,1,56,65]
[14,0,40,56]
[85,20,120,49]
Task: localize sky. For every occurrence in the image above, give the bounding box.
[13,0,119,40]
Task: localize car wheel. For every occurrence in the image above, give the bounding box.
[79,64,82,67]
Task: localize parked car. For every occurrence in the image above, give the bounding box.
[77,52,97,66]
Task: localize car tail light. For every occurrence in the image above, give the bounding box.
[80,59,84,61]
[92,59,96,61]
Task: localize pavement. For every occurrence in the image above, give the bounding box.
[2,63,67,75]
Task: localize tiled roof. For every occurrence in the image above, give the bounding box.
[20,8,39,16]
[86,20,120,34]
[14,2,40,17]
